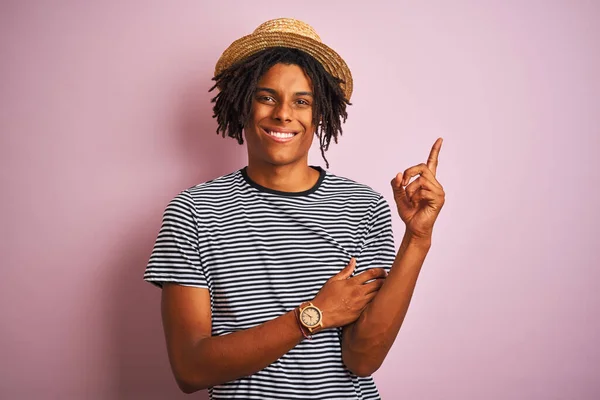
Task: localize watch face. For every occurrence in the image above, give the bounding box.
[301,306,321,327]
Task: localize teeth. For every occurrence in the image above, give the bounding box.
[268,131,295,138]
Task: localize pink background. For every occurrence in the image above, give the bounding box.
[2,1,599,399]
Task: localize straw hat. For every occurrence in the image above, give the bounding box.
[214,18,353,100]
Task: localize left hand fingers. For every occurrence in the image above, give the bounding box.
[405,176,445,201]
[426,138,443,176]
[408,184,445,209]
[402,163,443,190]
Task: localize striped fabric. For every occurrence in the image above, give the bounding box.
[144,167,396,399]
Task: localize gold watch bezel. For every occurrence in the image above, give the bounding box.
[299,302,323,332]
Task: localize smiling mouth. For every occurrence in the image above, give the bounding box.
[262,128,299,141]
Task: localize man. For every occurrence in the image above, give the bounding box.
[144,18,445,399]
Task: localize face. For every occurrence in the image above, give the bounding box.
[244,63,316,169]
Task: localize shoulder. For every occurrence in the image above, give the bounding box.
[321,171,393,223]
[321,170,385,203]
[186,169,245,199]
[165,169,245,214]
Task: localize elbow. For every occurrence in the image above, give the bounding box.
[175,376,209,394]
[343,350,383,377]
[177,382,198,395]
[347,361,382,378]
[173,368,211,394]
[169,344,216,393]
[175,377,201,394]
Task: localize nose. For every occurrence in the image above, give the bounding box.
[272,101,292,122]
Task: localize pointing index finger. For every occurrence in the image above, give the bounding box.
[427,138,443,176]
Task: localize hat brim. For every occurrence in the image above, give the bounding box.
[214,31,353,100]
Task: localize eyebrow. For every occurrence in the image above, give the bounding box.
[255,87,314,97]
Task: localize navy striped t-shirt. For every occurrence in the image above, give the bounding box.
[144,166,396,399]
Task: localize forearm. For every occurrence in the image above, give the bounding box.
[342,231,430,376]
[172,310,303,392]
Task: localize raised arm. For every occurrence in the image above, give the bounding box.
[342,138,446,376]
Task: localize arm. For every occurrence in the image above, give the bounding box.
[161,284,303,393]
[162,261,384,393]
[147,193,304,392]
[342,231,429,376]
[342,138,446,376]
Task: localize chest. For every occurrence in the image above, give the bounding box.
[195,195,374,325]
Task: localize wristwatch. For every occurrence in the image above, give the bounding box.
[299,302,323,333]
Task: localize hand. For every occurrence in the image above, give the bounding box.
[391,138,446,240]
[310,258,387,330]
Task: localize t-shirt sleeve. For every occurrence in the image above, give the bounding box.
[355,195,397,274]
[143,190,207,289]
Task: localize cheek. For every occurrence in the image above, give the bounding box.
[303,119,317,141]
[247,103,267,125]
[301,130,316,149]
[300,111,315,133]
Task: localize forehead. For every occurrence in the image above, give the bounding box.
[257,63,313,91]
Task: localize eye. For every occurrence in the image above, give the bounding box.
[296,98,311,106]
[258,95,275,103]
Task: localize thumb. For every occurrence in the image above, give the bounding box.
[391,172,408,203]
[333,258,356,280]
[390,172,405,194]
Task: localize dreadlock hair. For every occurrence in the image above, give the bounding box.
[209,47,351,169]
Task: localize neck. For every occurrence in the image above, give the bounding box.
[246,161,320,193]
